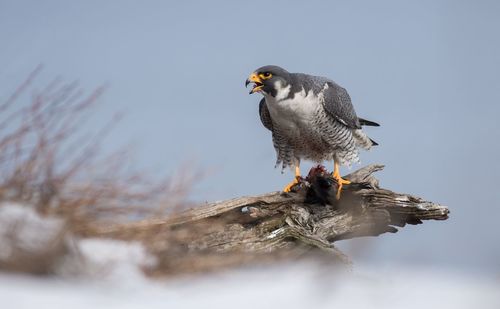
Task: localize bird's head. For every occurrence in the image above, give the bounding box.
[245,65,291,97]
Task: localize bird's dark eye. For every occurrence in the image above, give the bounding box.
[261,72,272,79]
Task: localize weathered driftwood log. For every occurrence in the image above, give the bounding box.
[87,164,449,276]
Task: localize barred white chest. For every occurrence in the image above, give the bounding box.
[263,81,359,166]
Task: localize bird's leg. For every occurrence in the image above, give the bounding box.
[283,165,301,193]
[332,160,351,200]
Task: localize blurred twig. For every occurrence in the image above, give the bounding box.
[0,67,192,226]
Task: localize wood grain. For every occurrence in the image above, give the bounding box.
[87,164,449,275]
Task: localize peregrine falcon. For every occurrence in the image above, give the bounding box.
[245,65,379,199]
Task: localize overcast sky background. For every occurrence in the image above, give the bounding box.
[1,0,499,276]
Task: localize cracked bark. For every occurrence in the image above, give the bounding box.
[88,164,449,276]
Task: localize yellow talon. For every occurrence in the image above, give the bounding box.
[333,161,351,200]
[283,166,301,193]
[283,177,300,192]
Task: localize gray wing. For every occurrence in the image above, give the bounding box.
[259,98,273,131]
[321,81,361,129]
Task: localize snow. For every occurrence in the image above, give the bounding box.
[57,238,158,281]
[0,203,498,309]
[0,202,65,260]
[1,263,499,309]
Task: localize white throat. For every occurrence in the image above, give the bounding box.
[263,84,322,132]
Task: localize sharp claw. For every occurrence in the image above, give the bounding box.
[333,173,351,200]
[283,177,301,193]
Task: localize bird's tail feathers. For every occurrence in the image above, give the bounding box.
[353,129,378,149]
[358,117,380,127]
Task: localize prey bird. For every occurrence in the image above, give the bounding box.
[246,65,379,199]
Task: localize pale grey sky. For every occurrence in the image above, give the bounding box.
[1,0,499,274]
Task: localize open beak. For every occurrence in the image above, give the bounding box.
[245,73,264,94]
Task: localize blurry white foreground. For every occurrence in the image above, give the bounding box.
[1,263,499,309]
[0,204,498,309]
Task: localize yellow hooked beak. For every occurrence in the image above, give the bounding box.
[245,73,264,94]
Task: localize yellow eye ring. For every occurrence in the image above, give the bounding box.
[259,72,273,80]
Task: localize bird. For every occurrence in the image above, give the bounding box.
[245,65,379,199]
